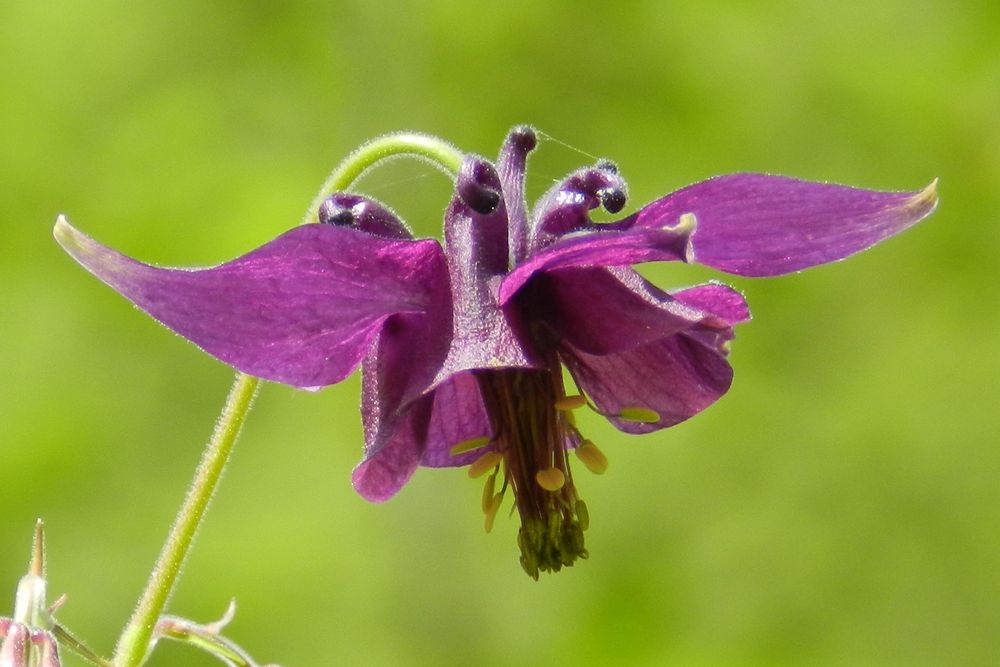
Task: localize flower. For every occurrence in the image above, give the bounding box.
[55,126,937,578]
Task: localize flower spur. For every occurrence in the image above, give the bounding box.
[55,126,937,578]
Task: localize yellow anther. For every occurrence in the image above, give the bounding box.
[481,472,497,513]
[484,493,503,533]
[618,406,660,424]
[450,435,491,456]
[565,409,577,428]
[575,440,608,474]
[554,394,587,411]
[535,467,566,491]
[468,450,502,478]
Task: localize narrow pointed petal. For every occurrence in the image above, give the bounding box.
[55,216,448,388]
[618,174,938,276]
[520,267,739,355]
[498,218,695,305]
[560,333,734,434]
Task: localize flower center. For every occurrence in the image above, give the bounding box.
[474,365,590,579]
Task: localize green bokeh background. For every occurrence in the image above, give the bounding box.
[2,2,998,665]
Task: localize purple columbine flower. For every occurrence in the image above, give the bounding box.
[55,126,937,578]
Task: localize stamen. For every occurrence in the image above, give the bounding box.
[575,440,608,475]
[481,472,497,512]
[484,493,503,533]
[450,435,491,456]
[618,407,661,424]
[477,367,590,577]
[554,394,587,411]
[468,450,502,478]
[535,467,566,491]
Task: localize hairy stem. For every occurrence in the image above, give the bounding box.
[112,373,259,667]
[302,131,464,224]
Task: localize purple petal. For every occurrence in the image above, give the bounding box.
[496,126,538,263]
[560,332,734,434]
[519,266,739,355]
[317,193,413,239]
[55,216,449,388]
[671,282,751,326]
[358,308,451,469]
[619,174,938,276]
[529,163,627,252]
[668,282,750,354]
[352,395,432,502]
[498,217,695,305]
[421,371,495,468]
[435,158,542,381]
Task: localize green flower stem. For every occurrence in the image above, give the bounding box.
[111,132,462,667]
[112,373,259,667]
[302,131,464,224]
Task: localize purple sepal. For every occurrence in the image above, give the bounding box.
[498,219,695,305]
[520,267,743,355]
[620,174,938,276]
[55,216,450,389]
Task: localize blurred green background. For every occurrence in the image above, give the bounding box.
[2,1,998,665]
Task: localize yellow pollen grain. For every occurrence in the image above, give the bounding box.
[484,493,503,533]
[535,467,566,491]
[449,435,491,456]
[481,472,497,513]
[468,450,502,478]
[554,394,587,411]
[618,406,661,424]
[575,440,608,474]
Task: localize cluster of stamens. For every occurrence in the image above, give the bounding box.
[449,368,660,579]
